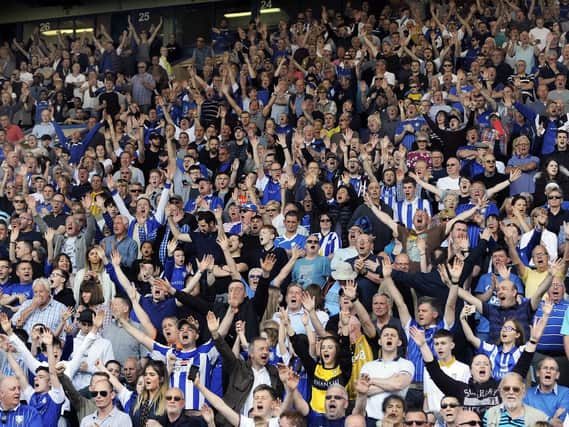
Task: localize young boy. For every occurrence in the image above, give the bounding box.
[422,329,470,416]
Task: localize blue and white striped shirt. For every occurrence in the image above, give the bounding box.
[153,341,219,410]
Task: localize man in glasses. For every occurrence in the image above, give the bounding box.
[483,372,547,426]
[403,409,428,426]
[147,387,202,427]
[439,396,461,426]
[525,357,569,420]
[546,188,569,235]
[455,409,482,426]
[79,378,131,427]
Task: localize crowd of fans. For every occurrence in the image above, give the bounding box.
[2,0,569,426]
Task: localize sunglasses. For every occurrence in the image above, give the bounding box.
[91,390,109,397]
[130,189,142,193]
[441,403,459,409]
[501,386,521,393]
[249,274,261,279]
[325,395,345,400]
[266,208,277,212]
[165,395,182,401]
[320,218,331,222]
[548,195,562,200]
[13,200,25,203]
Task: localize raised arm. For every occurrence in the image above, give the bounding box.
[459,304,481,349]
[381,258,412,326]
[117,316,156,351]
[364,194,398,235]
[194,373,240,427]
[148,17,163,44]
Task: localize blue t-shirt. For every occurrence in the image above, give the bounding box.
[292,256,331,288]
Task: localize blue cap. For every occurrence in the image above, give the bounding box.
[241,202,258,213]
[353,216,371,234]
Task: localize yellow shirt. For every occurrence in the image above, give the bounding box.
[347,334,374,400]
[310,364,343,413]
[520,268,549,298]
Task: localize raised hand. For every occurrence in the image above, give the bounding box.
[167,239,178,257]
[198,254,214,273]
[217,235,230,251]
[460,304,476,320]
[381,257,393,278]
[260,253,276,273]
[110,250,121,267]
[355,373,371,395]
[448,257,464,283]
[206,311,219,334]
[342,280,357,301]
[409,326,426,346]
[495,263,511,281]
[0,313,12,335]
[301,291,315,312]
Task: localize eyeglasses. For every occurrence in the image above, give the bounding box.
[249,274,261,279]
[91,390,109,397]
[446,163,458,167]
[501,386,521,393]
[306,240,319,244]
[441,217,452,221]
[440,403,460,409]
[325,395,345,400]
[417,139,427,143]
[320,218,331,222]
[501,325,517,332]
[50,272,64,278]
[13,200,25,203]
[404,421,426,426]
[165,395,182,401]
[444,64,453,67]
[548,195,562,200]
[486,160,496,163]
[458,422,483,427]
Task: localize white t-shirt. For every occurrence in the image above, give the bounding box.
[240,416,280,427]
[360,357,415,420]
[423,358,471,415]
[65,73,87,99]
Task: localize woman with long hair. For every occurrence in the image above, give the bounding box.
[130,360,168,426]
[73,245,115,304]
[534,158,569,206]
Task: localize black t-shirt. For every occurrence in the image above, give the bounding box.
[99,91,120,118]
